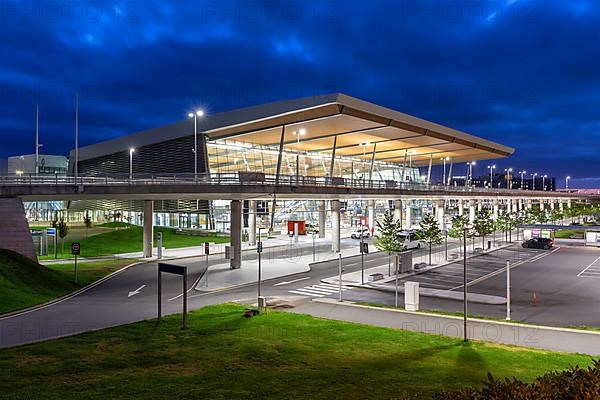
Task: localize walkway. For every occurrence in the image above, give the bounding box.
[289,298,600,355]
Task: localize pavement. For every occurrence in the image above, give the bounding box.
[288,298,600,355]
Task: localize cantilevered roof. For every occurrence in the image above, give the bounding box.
[75,93,514,166]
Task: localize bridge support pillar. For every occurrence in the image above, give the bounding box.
[477,201,483,212]
[550,201,556,210]
[331,200,341,252]
[469,201,476,223]
[404,200,412,229]
[394,200,402,222]
[435,200,445,230]
[559,200,564,212]
[458,199,464,217]
[368,200,375,234]
[567,199,572,209]
[230,200,242,269]
[540,200,545,211]
[318,201,326,239]
[248,200,257,246]
[527,200,532,210]
[0,198,37,262]
[143,200,154,258]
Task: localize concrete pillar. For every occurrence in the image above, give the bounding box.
[331,200,341,252]
[404,200,412,228]
[506,199,512,214]
[143,200,154,258]
[559,200,564,212]
[230,200,242,269]
[248,200,257,246]
[458,200,464,217]
[368,200,375,233]
[394,200,402,221]
[318,200,326,239]
[550,201,555,210]
[469,201,476,223]
[435,200,445,229]
[0,198,38,262]
[567,199,572,209]
[477,201,483,212]
[527,200,532,210]
[540,200,545,211]
[493,200,499,220]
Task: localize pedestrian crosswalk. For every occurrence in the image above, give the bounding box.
[577,256,600,278]
[289,282,352,298]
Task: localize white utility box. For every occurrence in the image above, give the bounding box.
[404,281,420,311]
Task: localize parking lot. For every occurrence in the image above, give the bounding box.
[399,246,548,291]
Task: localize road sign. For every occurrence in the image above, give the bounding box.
[361,242,369,254]
[257,241,263,253]
[157,263,188,329]
[204,242,210,255]
[46,227,56,235]
[71,242,81,255]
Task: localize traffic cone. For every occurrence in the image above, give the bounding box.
[533,291,537,306]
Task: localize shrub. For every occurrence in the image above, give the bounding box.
[434,359,600,399]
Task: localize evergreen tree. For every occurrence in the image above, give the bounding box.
[57,217,69,254]
[415,213,443,265]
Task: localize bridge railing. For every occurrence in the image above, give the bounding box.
[0,172,587,197]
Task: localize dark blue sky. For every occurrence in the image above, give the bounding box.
[1,1,598,187]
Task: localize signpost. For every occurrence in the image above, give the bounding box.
[204,242,210,287]
[338,252,342,302]
[157,263,188,329]
[257,228,265,308]
[46,227,57,258]
[71,242,80,284]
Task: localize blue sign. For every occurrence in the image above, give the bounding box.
[46,228,57,235]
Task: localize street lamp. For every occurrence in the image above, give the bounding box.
[292,128,306,183]
[504,168,513,189]
[519,170,526,189]
[487,165,496,188]
[129,148,135,180]
[566,176,571,190]
[531,173,538,191]
[466,161,476,186]
[542,175,547,191]
[188,110,205,179]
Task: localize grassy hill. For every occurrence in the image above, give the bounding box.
[0,250,134,314]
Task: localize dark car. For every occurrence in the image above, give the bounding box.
[522,238,554,249]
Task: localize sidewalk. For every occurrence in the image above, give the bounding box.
[288,298,600,355]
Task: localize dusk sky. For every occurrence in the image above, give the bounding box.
[1,1,598,187]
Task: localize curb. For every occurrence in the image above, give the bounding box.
[311,297,600,337]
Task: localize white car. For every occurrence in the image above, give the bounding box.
[351,227,370,239]
[398,231,421,249]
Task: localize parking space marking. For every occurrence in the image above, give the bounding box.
[577,255,600,278]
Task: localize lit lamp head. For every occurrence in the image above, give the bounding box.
[129,148,135,155]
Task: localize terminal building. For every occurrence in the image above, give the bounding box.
[67,93,514,241]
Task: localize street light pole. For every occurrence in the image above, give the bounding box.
[488,165,496,188]
[463,227,468,341]
[566,176,571,190]
[506,260,511,320]
[519,170,526,189]
[543,175,547,191]
[531,173,538,191]
[188,110,204,180]
[129,148,135,180]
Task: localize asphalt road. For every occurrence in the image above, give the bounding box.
[0,237,453,348]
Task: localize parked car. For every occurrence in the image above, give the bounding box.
[522,238,554,249]
[398,231,421,249]
[351,227,370,239]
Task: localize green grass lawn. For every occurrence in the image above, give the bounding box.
[555,229,585,239]
[0,304,592,399]
[0,250,135,314]
[41,225,230,259]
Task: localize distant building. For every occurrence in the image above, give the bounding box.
[7,154,68,176]
[450,173,556,191]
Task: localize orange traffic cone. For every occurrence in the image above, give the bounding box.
[533,291,537,306]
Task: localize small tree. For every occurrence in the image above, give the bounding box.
[57,217,69,254]
[375,210,405,275]
[448,214,471,256]
[415,213,443,265]
[83,212,92,238]
[473,209,495,248]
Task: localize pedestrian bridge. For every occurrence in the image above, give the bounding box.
[0,173,593,201]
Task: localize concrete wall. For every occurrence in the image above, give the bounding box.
[0,198,37,262]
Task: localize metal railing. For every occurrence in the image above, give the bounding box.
[0,173,591,197]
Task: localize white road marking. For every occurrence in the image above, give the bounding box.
[577,255,600,277]
[273,277,310,286]
[128,285,146,298]
[289,289,324,297]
